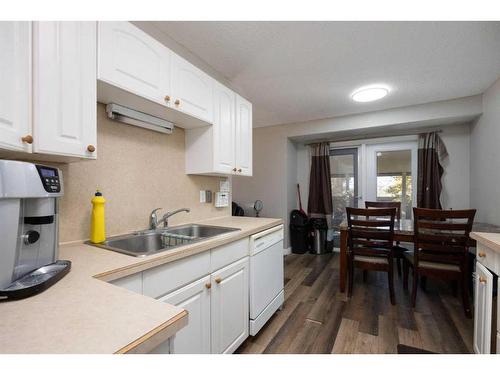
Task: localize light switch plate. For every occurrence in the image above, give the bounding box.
[200,190,206,203]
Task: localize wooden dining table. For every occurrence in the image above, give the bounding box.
[338,220,500,293]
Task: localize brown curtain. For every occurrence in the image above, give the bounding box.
[307,142,333,219]
[417,132,448,209]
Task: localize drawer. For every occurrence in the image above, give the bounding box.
[143,251,210,299]
[210,237,249,272]
[110,272,143,294]
[250,225,284,255]
[477,243,500,274]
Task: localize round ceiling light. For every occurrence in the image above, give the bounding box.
[351,85,390,102]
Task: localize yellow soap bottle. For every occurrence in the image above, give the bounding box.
[90,189,106,243]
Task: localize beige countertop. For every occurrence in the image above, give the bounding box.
[0,216,283,354]
[470,231,500,253]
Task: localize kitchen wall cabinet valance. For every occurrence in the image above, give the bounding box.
[97,21,213,129]
[0,21,97,161]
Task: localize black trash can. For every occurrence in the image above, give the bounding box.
[289,210,309,254]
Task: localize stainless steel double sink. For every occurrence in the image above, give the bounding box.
[88,224,240,257]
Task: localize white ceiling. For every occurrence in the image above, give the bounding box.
[151,21,500,128]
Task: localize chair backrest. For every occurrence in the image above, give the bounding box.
[413,207,476,266]
[346,207,396,257]
[365,201,401,220]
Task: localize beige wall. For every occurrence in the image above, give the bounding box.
[55,104,229,243]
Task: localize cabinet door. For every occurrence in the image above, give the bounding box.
[213,82,236,174]
[171,55,213,123]
[98,21,171,106]
[157,275,211,354]
[33,22,97,158]
[211,257,249,354]
[474,261,493,354]
[0,22,31,152]
[235,95,253,176]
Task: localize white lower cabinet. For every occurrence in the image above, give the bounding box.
[108,233,268,354]
[211,257,249,354]
[474,261,494,354]
[158,275,211,354]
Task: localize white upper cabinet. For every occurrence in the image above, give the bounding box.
[185,90,253,177]
[33,22,97,159]
[171,55,214,123]
[235,95,253,176]
[98,21,171,106]
[213,82,236,174]
[0,22,31,153]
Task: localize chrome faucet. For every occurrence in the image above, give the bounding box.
[149,207,191,230]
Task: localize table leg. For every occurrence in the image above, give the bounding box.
[340,228,348,293]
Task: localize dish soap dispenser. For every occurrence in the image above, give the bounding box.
[90,189,106,243]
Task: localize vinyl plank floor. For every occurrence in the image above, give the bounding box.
[237,253,474,354]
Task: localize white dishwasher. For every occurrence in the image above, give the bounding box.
[249,225,285,335]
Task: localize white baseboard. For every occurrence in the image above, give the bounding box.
[283,247,292,256]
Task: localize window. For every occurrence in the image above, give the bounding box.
[376,150,412,219]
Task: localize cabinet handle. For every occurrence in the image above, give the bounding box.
[205,282,211,289]
[232,168,237,172]
[479,276,487,284]
[21,135,33,144]
[478,252,486,258]
[174,99,180,106]
[87,145,96,153]
[164,95,171,103]
[238,168,242,173]
[215,277,222,284]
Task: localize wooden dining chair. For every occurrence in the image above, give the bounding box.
[346,207,397,305]
[365,201,409,277]
[403,207,476,318]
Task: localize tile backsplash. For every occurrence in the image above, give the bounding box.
[55,104,229,243]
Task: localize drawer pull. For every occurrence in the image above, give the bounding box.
[478,252,486,258]
[205,282,211,289]
[164,95,171,102]
[215,277,222,284]
[87,145,96,153]
[174,99,180,106]
[479,276,487,284]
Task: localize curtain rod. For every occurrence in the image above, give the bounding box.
[304,129,443,146]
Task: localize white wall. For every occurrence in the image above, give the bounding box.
[440,124,471,209]
[470,77,500,224]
